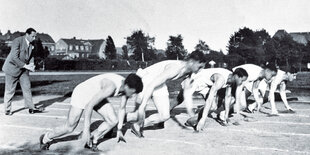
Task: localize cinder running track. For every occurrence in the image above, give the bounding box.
[1,93,310,155]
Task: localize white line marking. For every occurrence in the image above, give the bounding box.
[126,137,204,147]
[2,113,101,121]
[227,145,310,154]
[293,109,310,111]
[256,120,310,126]
[1,124,52,131]
[0,124,204,148]
[208,128,310,137]
[278,114,309,117]
[0,145,22,150]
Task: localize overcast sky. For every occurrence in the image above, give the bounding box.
[0,0,309,53]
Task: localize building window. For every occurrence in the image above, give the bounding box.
[85,46,89,51]
[51,46,55,51]
[80,46,84,51]
[69,45,73,51]
[86,53,89,57]
[75,45,79,50]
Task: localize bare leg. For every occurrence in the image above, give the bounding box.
[44,106,83,143]
[144,95,170,127]
[92,103,118,144]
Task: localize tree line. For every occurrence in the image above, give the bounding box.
[1,27,310,71]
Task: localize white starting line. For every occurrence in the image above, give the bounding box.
[1,124,310,154]
[227,145,310,154]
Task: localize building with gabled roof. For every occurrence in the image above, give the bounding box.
[0,30,55,52]
[54,37,105,59]
[273,29,310,45]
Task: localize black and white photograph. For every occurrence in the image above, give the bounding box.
[0,0,310,154]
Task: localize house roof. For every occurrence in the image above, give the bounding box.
[273,30,310,45]
[60,38,105,53]
[289,32,310,45]
[61,38,84,46]
[88,39,104,53]
[0,31,55,43]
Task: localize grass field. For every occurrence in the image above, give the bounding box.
[0,71,310,154]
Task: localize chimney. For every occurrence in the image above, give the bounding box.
[73,37,76,40]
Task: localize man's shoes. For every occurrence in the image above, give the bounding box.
[287,109,296,113]
[185,117,198,130]
[5,110,13,116]
[29,107,44,114]
[39,134,51,150]
[243,108,253,113]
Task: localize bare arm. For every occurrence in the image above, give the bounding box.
[279,81,292,110]
[252,80,263,109]
[197,74,225,130]
[117,95,128,130]
[183,78,197,117]
[83,80,116,135]
[224,86,232,121]
[269,78,281,113]
[234,84,244,114]
[137,64,183,121]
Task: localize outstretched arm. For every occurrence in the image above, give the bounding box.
[269,78,281,113]
[117,95,128,142]
[196,74,225,131]
[234,84,244,114]
[252,80,263,111]
[278,81,292,110]
[82,80,116,144]
[224,86,232,121]
[182,78,197,117]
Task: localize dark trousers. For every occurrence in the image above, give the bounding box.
[4,71,34,112]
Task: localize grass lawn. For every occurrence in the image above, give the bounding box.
[0,71,308,98]
[0,73,183,97]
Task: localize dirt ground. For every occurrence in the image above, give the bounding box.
[0,92,310,155]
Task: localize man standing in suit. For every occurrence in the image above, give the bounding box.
[2,28,44,115]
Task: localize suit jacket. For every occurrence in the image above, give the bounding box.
[2,36,34,77]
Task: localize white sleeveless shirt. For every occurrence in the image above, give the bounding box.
[136,60,185,81]
[187,68,232,96]
[70,73,124,109]
[233,64,263,82]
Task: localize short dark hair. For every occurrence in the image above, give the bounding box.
[233,68,248,78]
[187,50,206,63]
[125,73,143,93]
[26,28,36,34]
[263,62,278,73]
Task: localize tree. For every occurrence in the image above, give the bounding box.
[195,40,210,54]
[264,33,304,71]
[227,27,270,64]
[105,36,117,59]
[275,34,302,71]
[166,35,187,60]
[32,38,49,59]
[0,40,10,57]
[122,45,129,60]
[126,30,156,61]
[32,38,50,70]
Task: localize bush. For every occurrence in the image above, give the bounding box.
[42,58,159,71]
